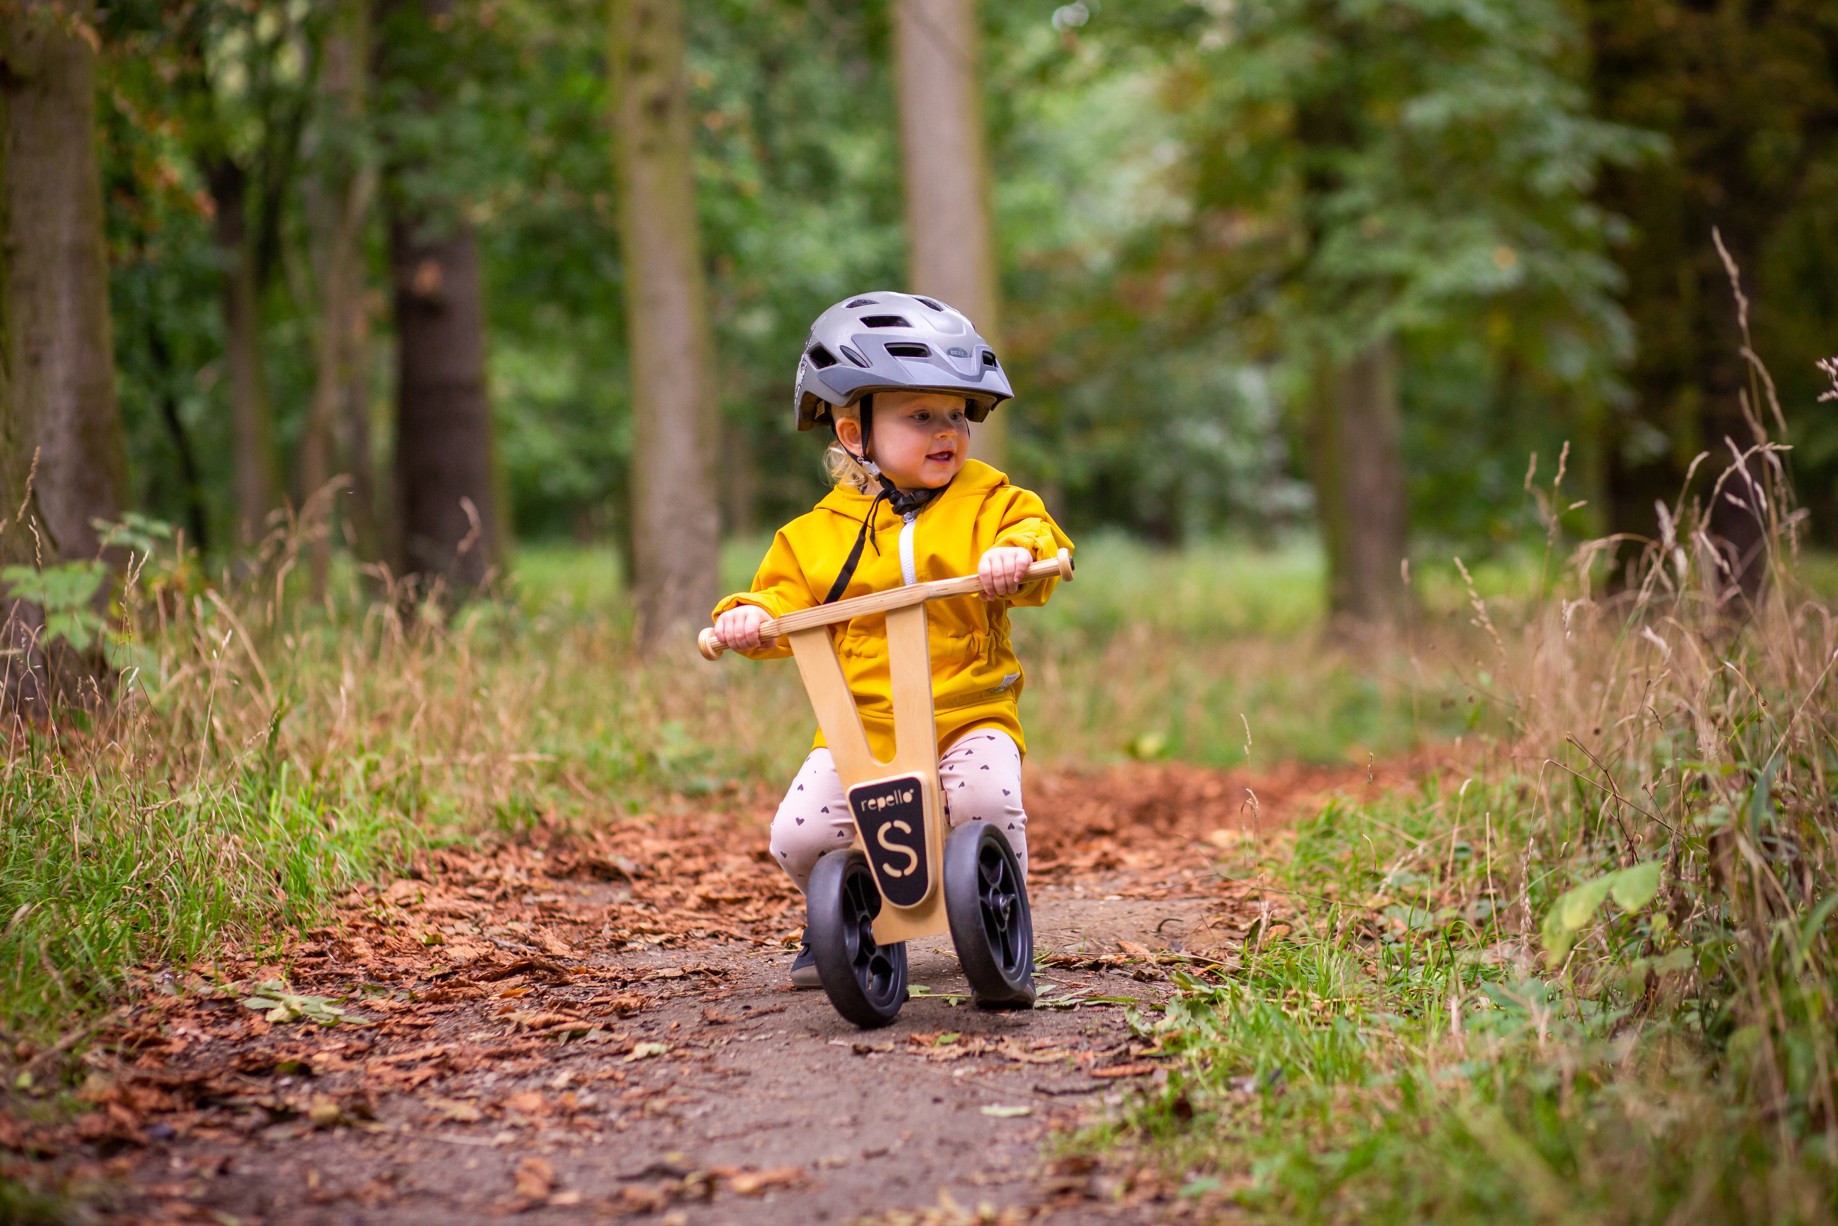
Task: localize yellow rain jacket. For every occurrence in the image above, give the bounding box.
[713,460,1073,761]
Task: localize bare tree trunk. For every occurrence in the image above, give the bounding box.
[337,334,380,561]
[304,0,375,598]
[387,216,500,594]
[208,158,281,546]
[380,0,503,596]
[608,0,720,645]
[893,0,1005,468]
[1309,340,1411,631]
[0,0,129,713]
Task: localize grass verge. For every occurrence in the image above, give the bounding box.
[1083,402,1838,1219]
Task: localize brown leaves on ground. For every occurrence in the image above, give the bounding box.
[0,755,1456,1221]
[1028,754,1438,882]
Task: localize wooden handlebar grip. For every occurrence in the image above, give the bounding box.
[698,546,1074,662]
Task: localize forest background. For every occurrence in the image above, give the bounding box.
[9,0,1838,619]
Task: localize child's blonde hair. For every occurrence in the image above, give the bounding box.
[823,402,875,491]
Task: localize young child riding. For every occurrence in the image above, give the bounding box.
[710,291,1074,987]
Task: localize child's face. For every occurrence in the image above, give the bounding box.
[843,391,971,491]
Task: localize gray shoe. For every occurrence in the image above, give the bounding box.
[790,929,821,989]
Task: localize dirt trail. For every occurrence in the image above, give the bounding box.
[3,758,1424,1224]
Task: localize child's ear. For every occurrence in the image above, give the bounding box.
[835,415,865,454]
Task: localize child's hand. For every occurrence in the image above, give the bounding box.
[715,604,773,651]
[977,546,1035,600]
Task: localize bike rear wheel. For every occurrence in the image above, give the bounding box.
[944,823,1036,1008]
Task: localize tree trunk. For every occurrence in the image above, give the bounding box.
[893,0,1005,469]
[381,0,503,595]
[1309,340,1411,631]
[608,0,720,645]
[1586,0,1838,598]
[387,215,500,594]
[208,157,281,546]
[0,0,129,713]
[303,0,375,597]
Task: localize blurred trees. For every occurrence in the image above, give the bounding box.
[1587,0,1838,593]
[378,0,504,593]
[0,0,1812,632]
[609,0,720,642]
[303,0,375,594]
[174,0,316,544]
[0,0,129,708]
[1070,0,1649,623]
[894,0,1005,467]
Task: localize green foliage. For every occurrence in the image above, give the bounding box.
[1077,438,1838,1220]
[1539,859,1661,966]
[0,563,106,651]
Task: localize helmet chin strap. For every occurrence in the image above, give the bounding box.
[823,394,949,604]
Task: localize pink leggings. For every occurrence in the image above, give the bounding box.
[769,729,1027,892]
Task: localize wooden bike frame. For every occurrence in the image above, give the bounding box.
[699,549,1073,943]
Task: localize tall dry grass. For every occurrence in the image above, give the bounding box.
[0,517,802,1042]
[1095,247,1838,1222]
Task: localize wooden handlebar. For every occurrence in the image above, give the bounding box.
[697,547,1074,661]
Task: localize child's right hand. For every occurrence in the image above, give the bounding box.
[715,604,773,651]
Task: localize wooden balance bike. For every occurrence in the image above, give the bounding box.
[697,548,1074,1028]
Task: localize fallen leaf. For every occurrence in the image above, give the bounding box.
[237,982,372,1027]
[504,1090,550,1116]
[1090,1063,1157,1079]
[619,1184,671,1212]
[427,1096,484,1123]
[513,1156,555,1201]
[626,1042,669,1062]
[727,1166,803,1195]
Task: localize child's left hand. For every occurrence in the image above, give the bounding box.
[977,546,1035,600]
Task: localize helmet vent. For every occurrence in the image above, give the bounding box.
[982,351,1000,368]
[845,297,878,307]
[840,345,871,368]
[860,315,912,329]
[885,342,931,358]
[914,296,945,312]
[807,344,839,369]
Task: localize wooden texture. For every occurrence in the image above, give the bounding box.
[609,0,720,644]
[788,606,946,943]
[697,548,1072,659]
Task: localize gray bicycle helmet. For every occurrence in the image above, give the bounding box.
[794,291,1012,431]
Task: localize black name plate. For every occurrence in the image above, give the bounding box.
[848,773,933,909]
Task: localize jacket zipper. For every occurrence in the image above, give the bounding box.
[899,510,918,587]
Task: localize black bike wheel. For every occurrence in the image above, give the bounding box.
[807,848,908,1028]
[944,823,1036,1008]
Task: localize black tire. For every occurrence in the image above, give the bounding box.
[944,823,1036,1008]
[807,848,908,1028]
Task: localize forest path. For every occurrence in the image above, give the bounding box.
[18,758,1424,1224]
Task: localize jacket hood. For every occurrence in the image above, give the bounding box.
[815,459,1009,521]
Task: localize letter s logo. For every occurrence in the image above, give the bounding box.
[877,820,921,878]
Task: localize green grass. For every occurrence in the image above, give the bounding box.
[1076,493,1838,1221]
[0,531,1495,1046]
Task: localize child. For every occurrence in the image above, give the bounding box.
[711,291,1073,987]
